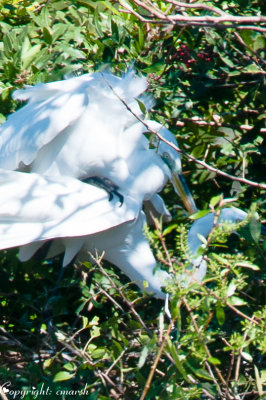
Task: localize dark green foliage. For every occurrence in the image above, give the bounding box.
[0,1,265,399]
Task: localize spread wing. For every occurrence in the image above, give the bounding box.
[0,76,93,170]
[0,70,148,172]
[0,169,139,250]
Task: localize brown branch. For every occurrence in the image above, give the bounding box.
[118,0,266,31]
[103,73,266,190]
[234,31,266,66]
[176,117,266,133]
[125,0,172,21]
[167,0,228,16]
[202,286,260,325]
[152,216,173,269]
[151,131,266,189]
[169,15,266,24]
[119,9,266,32]
[140,317,176,400]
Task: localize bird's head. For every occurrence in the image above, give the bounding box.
[149,123,197,216]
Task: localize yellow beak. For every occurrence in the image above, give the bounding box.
[171,172,197,215]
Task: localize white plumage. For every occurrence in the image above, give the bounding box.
[0,70,198,298]
[1,69,250,298]
[0,168,169,298]
[186,207,248,282]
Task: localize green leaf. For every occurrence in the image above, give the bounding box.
[254,365,264,396]
[53,24,68,42]
[219,54,235,68]
[142,62,165,74]
[163,224,178,236]
[253,35,265,51]
[185,361,213,380]
[43,27,53,45]
[216,306,225,326]
[243,64,263,73]
[21,43,42,70]
[249,216,261,243]
[136,99,147,114]
[103,0,121,16]
[207,356,221,365]
[227,281,236,297]
[82,316,89,328]
[64,362,77,371]
[138,345,149,369]
[209,195,222,207]
[228,296,246,306]
[91,348,108,359]
[166,340,190,383]
[138,26,145,50]
[235,262,260,271]
[189,210,209,220]
[53,371,75,382]
[3,32,13,56]
[43,358,53,369]
[241,352,253,362]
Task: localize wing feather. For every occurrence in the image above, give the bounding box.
[0,170,138,249]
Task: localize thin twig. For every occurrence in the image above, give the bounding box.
[167,0,228,16]
[102,73,266,190]
[140,317,176,400]
[234,31,266,66]
[152,216,173,269]
[182,297,229,396]
[176,117,265,133]
[169,15,266,24]
[90,253,154,338]
[106,349,126,376]
[202,286,260,325]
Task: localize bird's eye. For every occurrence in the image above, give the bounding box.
[161,152,173,169]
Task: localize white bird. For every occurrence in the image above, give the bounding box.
[0,70,197,298]
[0,169,169,298]
[0,69,196,214]
[186,207,248,282]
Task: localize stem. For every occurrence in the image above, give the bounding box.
[140,318,176,400]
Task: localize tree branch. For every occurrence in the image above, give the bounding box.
[118,0,266,32]
[102,73,266,190]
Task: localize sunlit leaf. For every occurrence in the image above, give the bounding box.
[53,371,75,382]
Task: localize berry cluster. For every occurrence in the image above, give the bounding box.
[173,44,213,68]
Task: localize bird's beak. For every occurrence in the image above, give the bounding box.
[171,172,197,215]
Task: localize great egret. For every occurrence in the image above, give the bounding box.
[0,69,196,215]
[0,169,169,298]
[0,168,250,298]
[0,69,197,298]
